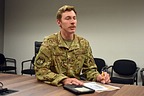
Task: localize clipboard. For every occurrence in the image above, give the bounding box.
[63,84,95,95]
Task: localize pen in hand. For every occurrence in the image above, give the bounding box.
[99,71,111,84]
[101,71,106,80]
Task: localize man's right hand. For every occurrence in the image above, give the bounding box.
[96,72,111,84]
[62,78,84,85]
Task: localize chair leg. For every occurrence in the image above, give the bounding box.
[15,69,17,74]
[136,75,138,85]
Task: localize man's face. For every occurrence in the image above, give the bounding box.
[57,10,77,34]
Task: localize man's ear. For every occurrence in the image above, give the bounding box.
[57,19,61,27]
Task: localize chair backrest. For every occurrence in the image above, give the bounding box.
[140,68,144,86]
[0,53,6,65]
[94,58,106,73]
[30,56,35,69]
[31,56,35,64]
[113,59,137,76]
[35,41,42,57]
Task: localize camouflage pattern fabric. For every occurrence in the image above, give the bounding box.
[34,32,100,86]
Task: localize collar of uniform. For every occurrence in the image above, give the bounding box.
[57,32,68,48]
[57,32,80,50]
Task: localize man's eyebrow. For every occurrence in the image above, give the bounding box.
[65,15,76,18]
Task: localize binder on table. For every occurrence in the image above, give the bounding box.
[63,84,95,95]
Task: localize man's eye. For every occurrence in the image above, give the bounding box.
[73,17,77,20]
[65,17,71,20]
[65,16,77,20]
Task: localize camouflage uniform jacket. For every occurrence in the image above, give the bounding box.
[34,32,100,86]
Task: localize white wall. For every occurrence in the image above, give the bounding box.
[4,0,144,84]
[0,0,4,53]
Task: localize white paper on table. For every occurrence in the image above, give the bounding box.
[84,82,108,91]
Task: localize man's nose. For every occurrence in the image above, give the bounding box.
[70,19,76,24]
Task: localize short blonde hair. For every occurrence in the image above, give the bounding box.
[56,5,77,20]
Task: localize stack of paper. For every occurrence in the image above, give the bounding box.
[84,82,120,92]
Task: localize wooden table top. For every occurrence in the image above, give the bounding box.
[0,73,131,96]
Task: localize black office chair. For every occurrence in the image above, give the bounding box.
[21,41,42,76]
[94,58,108,73]
[35,41,42,57]
[0,53,17,74]
[80,58,108,80]
[107,59,139,85]
[140,68,144,86]
[21,56,35,76]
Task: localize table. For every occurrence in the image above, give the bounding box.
[0,73,139,96]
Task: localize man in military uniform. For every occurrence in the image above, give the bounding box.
[34,5,110,86]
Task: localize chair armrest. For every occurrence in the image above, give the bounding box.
[102,65,113,75]
[132,67,140,76]
[21,59,32,70]
[106,65,113,69]
[21,59,32,66]
[104,65,113,76]
[129,67,140,81]
[104,65,113,72]
[6,58,16,62]
[101,65,108,72]
[5,58,16,66]
[136,67,140,72]
[22,59,32,64]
